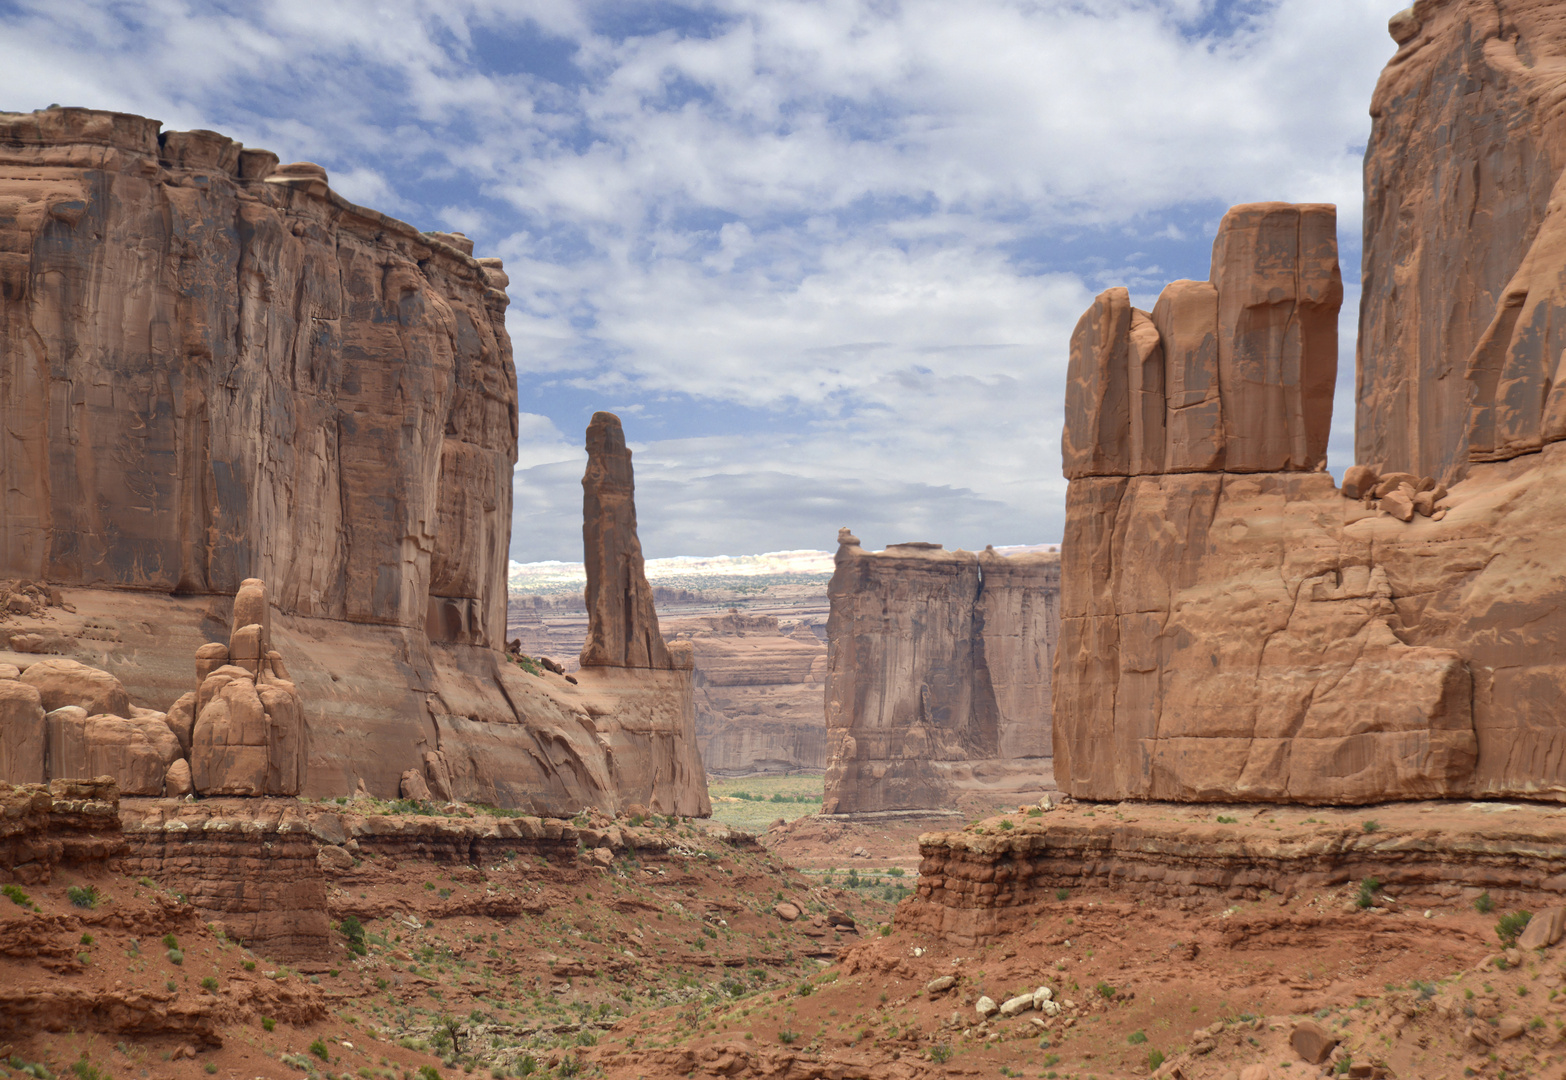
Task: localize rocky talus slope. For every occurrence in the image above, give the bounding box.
[823,532,1058,815]
[0,109,707,815]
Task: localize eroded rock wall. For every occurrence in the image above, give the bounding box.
[0,108,514,646]
[0,109,708,817]
[823,532,1058,814]
[1056,188,1566,801]
[1358,0,1566,482]
[665,613,829,776]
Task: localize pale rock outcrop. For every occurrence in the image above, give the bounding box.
[19,658,130,718]
[45,708,181,796]
[823,532,1058,815]
[0,680,45,784]
[400,769,432,801]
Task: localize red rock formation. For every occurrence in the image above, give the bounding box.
[1064,203,1339,481]
[1053,201,1494,803]
[0,109,709,816]
[823,532,1058,815]
[1358,0,1566,482]
[580,412,676,670]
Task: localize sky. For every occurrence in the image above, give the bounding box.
[0,0,1400,561]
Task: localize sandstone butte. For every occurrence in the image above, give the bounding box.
[822,530,1059,815]
[0,108,707,817]
[1054,0,1566,806]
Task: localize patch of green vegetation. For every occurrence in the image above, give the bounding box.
[1498,910,1533,945]
[1356,878,1382,909]
[66,885,99,909]
[707,773,826,832]
[3,883,35,908]
[1475,892,1495,914]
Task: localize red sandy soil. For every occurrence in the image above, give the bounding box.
[8,801,1566,1080]
[0,821,899,1080]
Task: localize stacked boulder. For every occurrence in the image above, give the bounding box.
[0,658,181,794]
[168,578,306,796]
[0,577,304,796]
[1339,465,1450,522]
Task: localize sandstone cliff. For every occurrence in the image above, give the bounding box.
[823,532,1058,815]
[1054,155,1566,798]
[0,108,707,816]
[664,612,828,776]
[1358,0,1566,483]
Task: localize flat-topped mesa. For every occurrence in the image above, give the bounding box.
[1063,202,1341,479]
[822,530,1058,816]
[579,412,679,670]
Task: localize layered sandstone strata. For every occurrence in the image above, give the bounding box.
[903,802,1566,946]
[0,108,708,815]
[664,612,828,776]
[1358,0,1566,482]
[823,532,1058,814]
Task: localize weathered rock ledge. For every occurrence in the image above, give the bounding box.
[903,799,1566,946]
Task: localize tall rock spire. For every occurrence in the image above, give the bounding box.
[579,412,675,669]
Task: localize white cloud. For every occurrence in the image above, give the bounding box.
[0,0,1402,560]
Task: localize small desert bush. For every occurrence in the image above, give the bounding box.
[1498,910,1533,945]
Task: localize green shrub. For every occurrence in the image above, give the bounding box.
[929,1044,953,1064]
[1362,819,1382,833]
[3,883,33,908]
[1096,981,1116,999]
[308,1038,329,1060]
[1498,910,1533,945]
[261,1016,275,1032]
[1476,892,1495,914]
[243,960,256,971]
[778,1030,798,1045]
[1216,815,1237,824]
[1356,878,1381,909]
[1127,1030,1148,1044]
[204,1065,217,1075]
[167,948,183,965]
[1055,889,1070,901]
[162,934,178,949]
[66,885,99,909]
[71,1056,106,1080]
[339,914,368,956]
[1148,1049,1166,1070]
[80,933,93,945]
[201,976,218,992]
